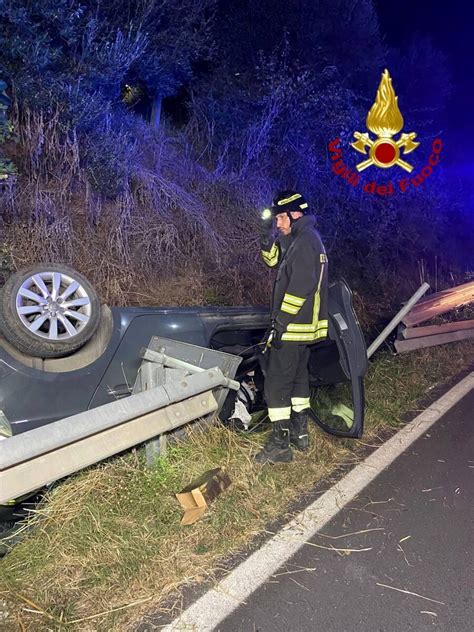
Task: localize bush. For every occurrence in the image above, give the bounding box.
[1,0,472,323]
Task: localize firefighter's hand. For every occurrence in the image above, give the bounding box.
[259,208,273,247]
[270,326,284,349]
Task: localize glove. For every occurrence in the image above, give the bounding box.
[259,208,273,248]
[269,324,284,350]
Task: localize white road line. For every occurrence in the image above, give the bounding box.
[163,372,474,631]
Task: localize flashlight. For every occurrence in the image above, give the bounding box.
[261,208,272,220]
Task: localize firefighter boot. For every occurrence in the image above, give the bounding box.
[290,410,311,451]
[255,421,293,464]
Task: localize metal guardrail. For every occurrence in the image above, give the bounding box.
[0,368,232,472]
[142,348,240,391]
[0,389,219,504]
[0,340,241,505]
[146,336,242,410]
[136,337,242,464]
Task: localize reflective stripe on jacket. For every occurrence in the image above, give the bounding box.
[261,242,280,268]
[261,234,292,269]
[268,215,328,343]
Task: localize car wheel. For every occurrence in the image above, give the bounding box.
[0,264,101,358]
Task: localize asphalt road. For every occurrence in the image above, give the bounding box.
[217,389,474,632]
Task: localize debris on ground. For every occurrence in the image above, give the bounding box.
[395,281,474,353]
[176,467,232,525]
[402,281,474,327]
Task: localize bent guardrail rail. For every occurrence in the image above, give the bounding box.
[0,367,237,505]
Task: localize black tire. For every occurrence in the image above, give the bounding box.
[0,263,101,358]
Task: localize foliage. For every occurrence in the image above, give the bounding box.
[0,0,214,194]
[183,1,471,304]
[0,0,472,318]
[0,0,215,106]
[0,79,16,179]
[213,0,385,90]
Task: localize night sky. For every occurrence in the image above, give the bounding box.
[375,0,474,173]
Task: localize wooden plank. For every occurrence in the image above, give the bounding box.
[402,289,474,326]
[403,282,474,320]
[407,285,474,308]
[394,328,474,353]
[0,392,218,505]
[412,290,474,312]
[416,280,474,304]
[402,320,474,339]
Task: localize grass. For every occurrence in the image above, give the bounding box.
[0,340,473,631]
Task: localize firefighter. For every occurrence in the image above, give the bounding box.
[256,191,328,464]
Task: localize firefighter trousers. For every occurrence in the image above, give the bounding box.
[264,343,311,422]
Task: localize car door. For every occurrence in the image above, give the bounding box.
[308,280,367,438]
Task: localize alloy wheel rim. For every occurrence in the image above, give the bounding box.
[15,272,92,341]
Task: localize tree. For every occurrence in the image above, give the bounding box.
[185,0,471,302]
[0,0,215,193]
[213,0,384,91]
[0,79,16,180]
[0,0,215,118]
[186,0,385,202]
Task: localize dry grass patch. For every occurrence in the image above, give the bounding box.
[0,340,473,631]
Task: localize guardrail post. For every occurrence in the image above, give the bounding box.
[134,361,167,465]
[367,282,430,359]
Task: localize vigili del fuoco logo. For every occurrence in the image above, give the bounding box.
[328,69,442,196]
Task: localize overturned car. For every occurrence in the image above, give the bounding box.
[0,263,367,439]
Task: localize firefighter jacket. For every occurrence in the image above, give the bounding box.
[261,215,328,343]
